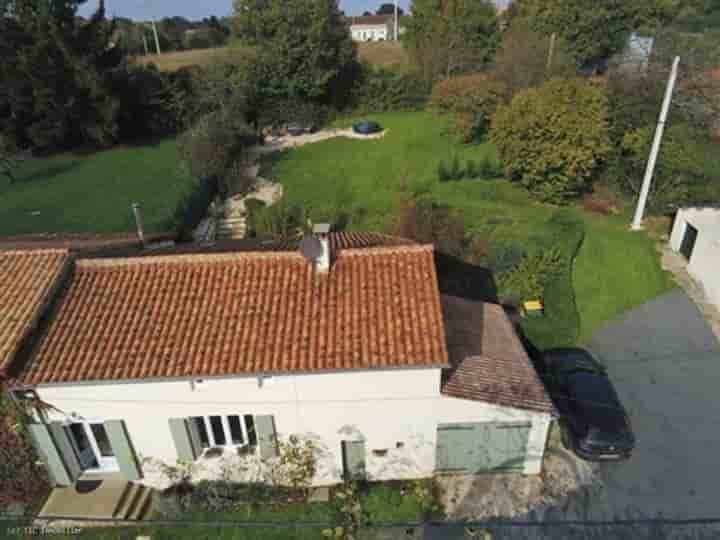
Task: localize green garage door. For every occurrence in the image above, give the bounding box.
[437,423,531,473]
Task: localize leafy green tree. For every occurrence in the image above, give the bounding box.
[377,3,403,16]
[405,0,499,82]
[490,78,610,203]
[232,0,358,108]
[490,20,576,97]
[510,0,681,65]
[0,0,123,151]
[429,74,507,142]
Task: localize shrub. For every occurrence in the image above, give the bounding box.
[429,74,508,142]
[0,394,50,511]
[485,240,526,276]
[115,64,178,141]
[497,246,565,304]
[437,161,451,182]
[251,201,307,240]
[172,176,219,242]
[258,99,331,132]
[521,209,585,350]
[478,156,493,178]
[177,111,255,182]
[393,195,466,257]
[465,159,479,179]
[351,64,430,114]
[449,155,463,180]
[490,78,610,203]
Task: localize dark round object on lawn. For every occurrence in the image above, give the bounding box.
[287,124,305,137]
[353,121,382,135]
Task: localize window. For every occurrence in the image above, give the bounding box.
[90,424,115,457]
[191,415,257,449]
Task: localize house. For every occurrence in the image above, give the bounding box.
[1,232,556,493]
[345,15,393,42]
[670,207,720,308]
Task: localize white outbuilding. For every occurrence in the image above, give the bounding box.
[670,206,720,308]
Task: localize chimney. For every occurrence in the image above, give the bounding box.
[313,223,331,273]
[132,202,145,247]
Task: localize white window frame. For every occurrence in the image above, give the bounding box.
[194,414,250,450]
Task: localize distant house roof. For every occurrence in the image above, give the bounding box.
[440,296,557,415]
[0,250,70,378]
[16,242,448,385]
[345,15,392,27]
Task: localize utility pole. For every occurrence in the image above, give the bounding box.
[394,0,399,41]
[142,31,149,56]
[151,19,161,55]
[546,33,556,73]
[631,56,681,231]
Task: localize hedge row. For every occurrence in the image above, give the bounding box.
[351,64,430,114]
[521,209,585,351]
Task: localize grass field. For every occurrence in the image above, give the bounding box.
[0,139,195,236]
[135,42,411,72]
[263,111,675,343]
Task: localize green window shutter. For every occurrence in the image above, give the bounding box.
[47,422,83,482]
[341,440,366,481]
[255,415,278,459]
[104,420,142,481]
[27,423,76,487]
[169,418,200,462]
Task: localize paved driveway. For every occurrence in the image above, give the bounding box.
[582,289,720,520]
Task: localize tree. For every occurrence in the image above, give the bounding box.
[362,11,372,16]
[0,0,124,152]
[0,134,20,183]
[510,0,681,66]
[490,78,610,203]
[490,20,576,97]
[377,3,404,16]
[405,0,499,82]
[428,74,507,141]
[232,0,359,108]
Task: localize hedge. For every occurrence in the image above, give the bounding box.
[520,209,585,350]
[351,64,430,113]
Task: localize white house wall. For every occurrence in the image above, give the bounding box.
[670,207,720,307]
[36,368,550,488]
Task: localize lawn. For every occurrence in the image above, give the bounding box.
[263,111,675,344]
[0,139,196,236]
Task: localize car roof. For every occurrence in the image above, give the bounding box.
[567,371,621,406]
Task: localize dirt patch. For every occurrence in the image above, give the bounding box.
[438,448,599,521]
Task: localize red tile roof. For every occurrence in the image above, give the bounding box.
[344,15,392,26]
[440,296,556,415]
[19,245,448,385]
[0,250,70,378]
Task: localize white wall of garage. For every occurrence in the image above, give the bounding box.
[36,367,551,488]
[670,207,720,308]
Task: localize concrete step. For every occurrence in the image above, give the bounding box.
[128,486,153,521]
[112,482,138,519]
[112,483,152,521]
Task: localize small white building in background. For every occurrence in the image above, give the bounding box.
[2,233,555,495]
[670,207,720,308]
[346,15,392,42]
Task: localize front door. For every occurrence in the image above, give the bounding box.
[680,224,698,261]
[67,421,119,473]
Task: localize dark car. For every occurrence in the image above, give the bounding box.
[543,348,635,461]
[352,120,383,135]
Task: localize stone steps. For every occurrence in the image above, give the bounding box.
[112,482,153,521]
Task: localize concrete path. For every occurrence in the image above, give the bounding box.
[660,245,720,341]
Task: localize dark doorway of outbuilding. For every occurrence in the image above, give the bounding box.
[680,224,698,261]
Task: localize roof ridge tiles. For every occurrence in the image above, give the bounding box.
[75,243,434,270]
